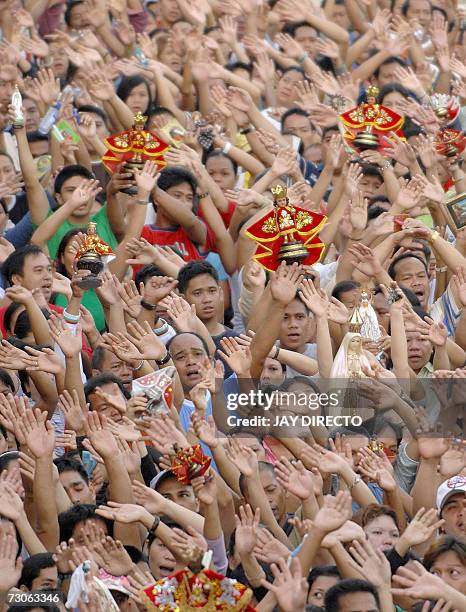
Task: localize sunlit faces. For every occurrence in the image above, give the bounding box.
[279,298,309,351]
[147,537,177,579]
[257,468,286,524]
[169,333,210,390]
[48,43,70,79]
[95,349,133,390]
[359,173,383,199]
[67,1,91,29]
[376,61,404,88]
[59,470,95,506]
[23,98,41,132]
[405,0,432,29]
[158,0,182,25]
[292,25,318,56]
[308,575,340,606]
[88,382,127,422]
[125,82,151,115]
[381,91,408,115]
[28,565,58,591]
[55,175,96,217]
[276,69,303,107]
[282,113,315,148]
[182,273,220,322]
[205,155,237,192]
[391,256,429,309]
[156,476,199,512]
[11,252,53,304]
[364,514,400,552]
[429,549,466,593]
[406,334,433,372]
[164,181,194,209]
[441,493,465,539]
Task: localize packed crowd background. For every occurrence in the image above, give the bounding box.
[0,0,462,610]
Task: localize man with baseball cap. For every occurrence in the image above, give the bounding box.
[436,475,466,539]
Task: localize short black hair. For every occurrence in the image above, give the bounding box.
[226,61,253,75]
[282,20,317,37]
[58,503,112,544]
[281,107,310,131]
[157,166,198,196]
[19,553,55,590]
[148,106,175,119]
[54,164,94,195]
[204,149,238,175]
[239,461,277,497]
[64,0,84,26]
[331,280,361,301]
[167,331,211,358]
[322,125,339,138]
[402,0,432,17]
[55,458,89,484]
[77,104,109,127]
[177,260,219,294]
[84,373,131,403]
[361,164,383,180]
[280,65,305,78]
[0,368,15,394]
[367,195,390,208]
[388,253,428,279]
[374,56,407,78]
[325,579,380,612]
[0,451,19,474]
[2,245,46,285]
[26,131,49,144]
[367,206,388,222]
[307,565,340,591]
[378,83,418,104]
[134,263,165,287]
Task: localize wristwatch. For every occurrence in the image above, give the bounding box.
[156,351,171,366]
[141,300,157,311]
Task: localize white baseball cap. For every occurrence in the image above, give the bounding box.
[436,475,466,514]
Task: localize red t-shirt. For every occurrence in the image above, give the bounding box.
[141,224,215,262]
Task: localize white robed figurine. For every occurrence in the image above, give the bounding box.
[358,289,381,342]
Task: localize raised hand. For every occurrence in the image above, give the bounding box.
[298,278,328,318]
[17,409,55,459]
[314,491,352,534]
[218,336,252,377]
[225,437,258,477]
[348,538,391,587]
[135,160,159,194]
[0,340,29,371]
[234,504,260,557]
[253,528,290,565]
[348,243,383,278]
[126,320,167,361]
[274,458,314,500]
[260,557,308,612]
[84,412,118,460]
[96,501,149,525]
[49,314,83,357]
[269,262,303,306]
[0,527,23,591]
[397,507,444,549]
[300,443,346,476]
[118,280,143,318]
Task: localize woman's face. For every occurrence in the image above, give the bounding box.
[308,574,339,606]
[125,83,150,115]
[349,335,362,352]
[430,551,466,594]
[148,538,178,579]
[206,155,236,192]
[364,515,400,552]
[382,91,407,115]
[260,357,285,385]
[48,43,70,79]
[159,42,182,73]
[60,240,78,277]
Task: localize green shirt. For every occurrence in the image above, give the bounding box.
[54,289,106,333]
[38,204,118,260]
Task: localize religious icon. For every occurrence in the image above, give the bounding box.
[171,444,211,485]
[446,192,466,229]
[102,112,169,194]
[339,86,404,152]
[74,222,115,289]
[245,185,327,271]
[11,85,24,129]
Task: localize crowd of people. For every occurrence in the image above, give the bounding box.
[0,0,463,610]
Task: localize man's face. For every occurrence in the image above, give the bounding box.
[169,333,210,390]
[336,591,379,612]
[406,0,431,28]
[260,357,285,386]
[98,349,133,390]
[159,0,182,24]
[331,4,350,29]
[162,181,194,223]
[183,273,220,322]
[0,66,16,111]
[59,470,95,505]
[406,334,432,371]
[359,174,383,199]
[0,155,16,184]
[148,538,177,579]
[23,99,41,133]
[430,550,466,594]
[393,257,429,308]
[12,253,53,303]
[68,2,91,29]
[276,70,302,106]
[293,25,318,56]
[30,565,58,591]
[86,112,109,141]
[88,382,127,422]
[280,299,309,351]
[72,518,107,546]
[373,292,390,331]
[377,62,401,87]
[57,175,94,217]
[337,288,360,311]
[282,114,314,148]
[156,477,199,512]
[258,469,286,524]
[441,493,465,538]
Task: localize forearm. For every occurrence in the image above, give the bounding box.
[106,193,127,241]
[250,299,285,378]
[33,456,59,550]
[108,93,134,129]
[390,309,409,381]
[309,165,335,205]
[157,497,204,532]
[15,128,50,226]
[454,309,466,351]
[25,300,53,345]
[351,50,391,81]
[31,203,74,248]
[411,458,441,514]
[64,354,86,410]
[433,343,450,370]
[195,80,212,117]
[432,236,466,272]
[304,11,349,43]
[226,144,265,177]
[29,372,58,416]
[297,526,325,575]
[15,510,47,555]
[240,553,266,588]
[198,196,236,274]
[96,24,126,57]
[200,500,222,541]
[316,315,333,378]
[154,188,206,244]
[339,463,377,507]
[210,445,242,496]
[275,348,317,376]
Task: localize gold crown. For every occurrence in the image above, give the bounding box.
[271,185,287,199]
[349,307,363,333]
[133,112,148,128]
[366,86,379,99]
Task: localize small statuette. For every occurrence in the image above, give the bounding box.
[11,85,24,129]
[74,222,114,289]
